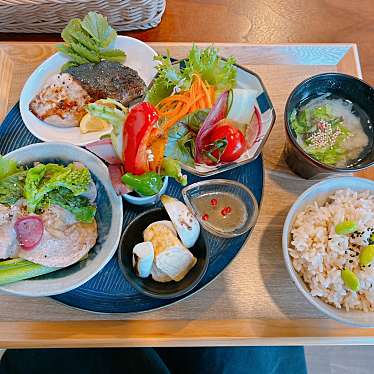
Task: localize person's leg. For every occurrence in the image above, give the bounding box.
[156,346,307,374]
[0,348,170,374]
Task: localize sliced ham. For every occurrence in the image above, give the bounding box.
[85,138,122,165]
[108,165,131,195]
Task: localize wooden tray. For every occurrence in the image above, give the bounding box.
[0,42,373,347]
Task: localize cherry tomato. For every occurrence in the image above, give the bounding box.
[206,123,246,163]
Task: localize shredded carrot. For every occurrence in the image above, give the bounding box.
[148,74,216,170]
[155,74,216,133]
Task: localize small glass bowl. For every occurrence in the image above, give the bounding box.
[182,179,259,238]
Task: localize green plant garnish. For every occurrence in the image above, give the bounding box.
[58,12,126,70]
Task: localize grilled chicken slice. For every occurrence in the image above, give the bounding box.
[29,73,92,127]
[0,203,22,259]
[17,205,97,268]
[66,61,146,106]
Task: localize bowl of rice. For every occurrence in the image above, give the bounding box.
[283,176,374,326]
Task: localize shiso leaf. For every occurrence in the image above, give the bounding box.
[70,41,100,63]
[99,48,126,63]
[56,44,90,65]
[60,61,79,72]
[81,12,117,48]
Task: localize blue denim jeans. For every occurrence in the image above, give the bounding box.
[0,346,307,374]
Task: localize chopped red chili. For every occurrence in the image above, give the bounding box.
[210,198,218,207]
[221,206,232,216]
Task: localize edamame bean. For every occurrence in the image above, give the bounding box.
[359,245,374,266]
[341,269,360,292]
[335,220,358,235]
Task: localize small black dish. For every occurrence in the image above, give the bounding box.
[284,72,374,179]
[118,207,209,299]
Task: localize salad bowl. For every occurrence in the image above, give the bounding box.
[0,142,123,297]
[149,58,276,177]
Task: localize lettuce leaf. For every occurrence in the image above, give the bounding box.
[0,156,25,205]
[165,122,196,167]
[183,45,237,91]
[45,188,96,223]
[146,46,237,105]
[0,156,20,180]
[0,171,26,205]
[24,163,92,213]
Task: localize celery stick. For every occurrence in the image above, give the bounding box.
[0,259,58,285]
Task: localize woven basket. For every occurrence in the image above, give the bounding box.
[0,0,166,33]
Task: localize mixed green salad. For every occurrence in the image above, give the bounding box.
[0,157,96,223]
[146,45,237,105]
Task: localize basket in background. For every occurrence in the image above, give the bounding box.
[0,0,166,33]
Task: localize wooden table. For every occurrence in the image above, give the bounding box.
[1,0,374,86]
[0,41,373,347]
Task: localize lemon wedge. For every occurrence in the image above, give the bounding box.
[80,113,111,134]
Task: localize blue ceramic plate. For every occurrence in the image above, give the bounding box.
[0,104,263,313]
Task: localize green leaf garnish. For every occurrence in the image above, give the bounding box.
[58,12,126,70]
[81,12,116,48]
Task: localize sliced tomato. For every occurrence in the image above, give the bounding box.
[204,123,247,164]
[15,216,44,250]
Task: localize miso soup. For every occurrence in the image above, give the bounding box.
[290,94,372,167]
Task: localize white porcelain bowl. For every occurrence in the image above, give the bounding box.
[20,36,158,146]
[0,143,123,297]
[282,177,374,327]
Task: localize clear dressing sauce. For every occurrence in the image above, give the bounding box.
[191,192,247,233]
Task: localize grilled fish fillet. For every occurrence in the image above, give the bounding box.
[29,73,92,127]
[66,61,146,106]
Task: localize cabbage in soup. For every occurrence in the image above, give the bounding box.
[290,94,372,167]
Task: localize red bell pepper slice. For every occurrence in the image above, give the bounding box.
[123,102,159,175]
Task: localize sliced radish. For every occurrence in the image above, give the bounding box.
[246,106,262,148]
[108,165,131,195]
[15,216,44,250]
[195,91,229,164]
[85,139,122,165]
